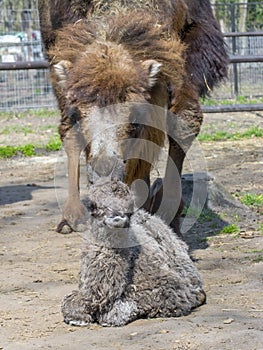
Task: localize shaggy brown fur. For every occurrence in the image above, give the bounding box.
[38,0,228,234]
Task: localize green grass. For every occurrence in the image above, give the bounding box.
[246,249,263,254]
[0,125,58,135]
[45,137,62,152]
[0,125,34,135]
[201,95,263,106]
[252,256,263,263]
[198,209,217,223]
[182,206,202,219]
[198,126,263,142]
[0,109,59,120]
[182,206,219,226]
[220,224,240,235]
[239,193,263,208]
[0,137,62,159]
[0,144,36,158]
[0,109,61,158]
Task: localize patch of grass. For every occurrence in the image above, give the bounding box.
[0,137,62,159]
[239,193,263,207]
[220,224,240,235]
[18,144,36,156]
[259,223,263,234]
[232,213,241,222]
[45,137,62,152]
[197,237,208,243]
[0,144,36,158]
[210,222,219,229]
[246,249,263,254]
[183,207,219,225]
[0,125,33,135]
[201,96,263,106]
[0,145,18,158]
[0,108,59,121]
[198,126,263,142]
[198,131,229,142]
[240,126,263,138]
[252,256,263,263]
[182,206,201,218]
[198,209,217,223]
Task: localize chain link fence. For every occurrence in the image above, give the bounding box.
[0,5,57,110]
[211,2,263,101]
[0,2,262,111]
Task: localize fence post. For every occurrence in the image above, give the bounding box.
[230,2,239,96]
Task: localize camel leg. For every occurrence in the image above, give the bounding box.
[149,84,203,237]
[164,137,190,235]
[148,139,185,237]
[57,127,87,233]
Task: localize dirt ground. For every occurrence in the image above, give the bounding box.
[0,111,262,350]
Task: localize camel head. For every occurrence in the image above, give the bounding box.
[52,39,168,181]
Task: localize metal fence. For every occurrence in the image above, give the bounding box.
[0,5,57,110]
[212,2,263,101]
[0,2,262,111]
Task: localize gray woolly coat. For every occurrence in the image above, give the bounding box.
[62,184,206,326]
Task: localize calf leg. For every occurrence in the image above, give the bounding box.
[98,299,138,327]
[62,290,94,326]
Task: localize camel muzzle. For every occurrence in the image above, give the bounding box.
[103,212,130,228]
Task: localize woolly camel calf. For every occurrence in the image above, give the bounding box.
[38,0,228,235]
[62,178,206,326]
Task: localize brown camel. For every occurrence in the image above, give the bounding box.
[38,0,228,235]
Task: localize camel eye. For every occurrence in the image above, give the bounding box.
[85,200,97,213]
[66,107,81,125]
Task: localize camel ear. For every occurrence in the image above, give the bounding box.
[53,60,72,88]
[142,59,162,88]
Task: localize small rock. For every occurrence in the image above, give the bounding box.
[239,231,256,239]
[60,225,72,234]
[129,332,138,337]
[223,318,234,324]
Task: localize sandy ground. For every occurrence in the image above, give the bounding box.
[0,111,263,350]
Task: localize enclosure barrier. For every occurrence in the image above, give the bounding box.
[0,1,262,112]
[2,56,263,70]
[1,54,263,70]
[202,104,263,113]
[0,60,48,70]
[1,56,262,113]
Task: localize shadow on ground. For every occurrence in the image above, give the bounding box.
[180,172,254,251]
[0,184,56,205]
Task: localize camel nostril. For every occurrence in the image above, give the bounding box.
[103,214,130,228]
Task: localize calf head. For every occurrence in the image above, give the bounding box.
[83,178,137,247]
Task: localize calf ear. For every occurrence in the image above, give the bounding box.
[142,59,162,88]
[53,60,72,88]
